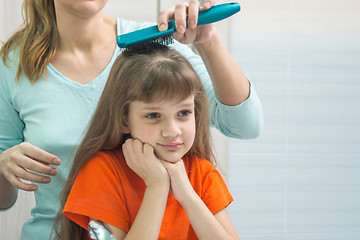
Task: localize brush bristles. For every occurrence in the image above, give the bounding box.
[122,35,174,56]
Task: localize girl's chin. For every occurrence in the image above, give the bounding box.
[161,158,182,164]
[155,152,185,163]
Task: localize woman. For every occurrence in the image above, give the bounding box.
[0,0,262,239]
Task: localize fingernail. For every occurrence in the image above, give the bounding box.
[189,20,195,29]
[159,24,167,31]
[177,25,185,33]
[204,2,211,8]
[50,168,57,176]
[43,177,51,183]
[30,185,38,191]
[53,158,61,165]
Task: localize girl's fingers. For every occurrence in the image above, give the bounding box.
[122,139,168,187]
[122,139,134,166]
[143,143,155,156]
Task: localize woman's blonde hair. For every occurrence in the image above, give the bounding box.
[0,0,58,83]
[52,44,214,240]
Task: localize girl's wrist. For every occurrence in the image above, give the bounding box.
[178,189,201,210]
[176,186,198,206]
[146,180,170,194]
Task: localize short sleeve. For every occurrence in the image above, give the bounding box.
[199,161,234,214]
[63,152,130,232]
[211,83,264,139]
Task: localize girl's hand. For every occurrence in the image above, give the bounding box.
[0,142,60,191]
[157,0,216,45]
[161,159,195,204]
[122,139,169,188]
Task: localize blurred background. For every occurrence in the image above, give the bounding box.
[1,0,359,239]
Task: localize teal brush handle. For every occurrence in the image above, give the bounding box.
[192,2,240,26]
[117,2,240,48]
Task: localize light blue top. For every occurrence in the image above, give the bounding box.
[0,18,263,240]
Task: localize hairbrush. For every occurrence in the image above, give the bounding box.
[117,2,240,52]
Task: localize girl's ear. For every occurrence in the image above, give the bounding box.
[121,124,130,134]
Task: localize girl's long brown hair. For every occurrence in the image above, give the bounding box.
[52,45,214,240]
[0,0,58,83]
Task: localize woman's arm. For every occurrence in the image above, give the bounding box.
[193,28,264,139]
[194,29,249,106]
[0,171,17,209]
[158,0,263,139]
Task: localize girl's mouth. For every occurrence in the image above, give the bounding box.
[159,142,183,150]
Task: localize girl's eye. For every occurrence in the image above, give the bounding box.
[146,113,160,119]
[178,110,191,117]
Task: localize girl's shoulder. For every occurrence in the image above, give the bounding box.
[87,149,124,167]
[80,149,128,177]
[184,154,217,174]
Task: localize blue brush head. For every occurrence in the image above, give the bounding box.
[121,36,174,56]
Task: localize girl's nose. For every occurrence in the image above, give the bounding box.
[161,119,181,138]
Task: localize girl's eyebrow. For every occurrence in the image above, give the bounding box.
[141,101,195,111]
[178,102,194,108]
[141,106,161,111]
[140,100,194,111]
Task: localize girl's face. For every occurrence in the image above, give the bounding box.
[125,95,196,163]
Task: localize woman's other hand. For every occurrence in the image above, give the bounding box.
[0,142,61,191]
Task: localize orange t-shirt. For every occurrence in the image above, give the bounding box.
[64,149,233,240]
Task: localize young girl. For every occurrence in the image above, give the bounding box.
[52,43,240,240]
